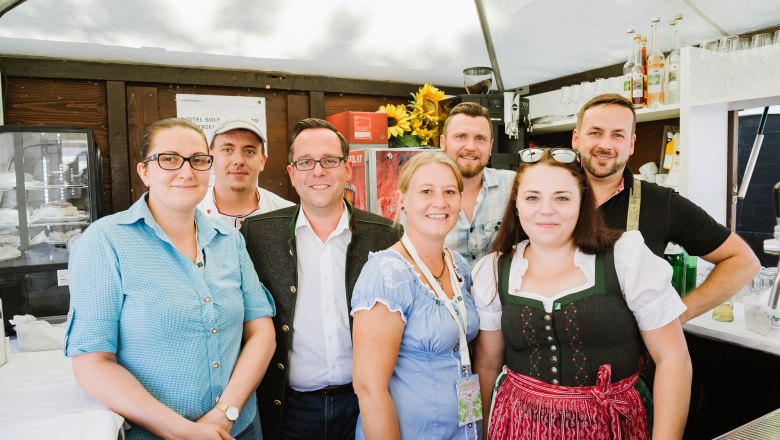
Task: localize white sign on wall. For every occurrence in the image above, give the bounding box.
[175,94,267,143]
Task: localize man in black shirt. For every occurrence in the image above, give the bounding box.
[572,94,759,324]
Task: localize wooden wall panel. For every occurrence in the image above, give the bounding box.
[324,93,406,116]
[126,86,159,202]
[3,77,112,213]
[107,81,131,212]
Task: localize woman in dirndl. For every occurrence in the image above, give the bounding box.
[472,147,692,439]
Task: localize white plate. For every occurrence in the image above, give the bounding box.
[0,248,21,261]
[30,211,90,224]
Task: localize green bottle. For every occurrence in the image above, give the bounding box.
[685,254,697,294]
[664,243,686,296]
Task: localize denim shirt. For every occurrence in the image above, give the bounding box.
[65,195,275,439]
[445,167,515,268]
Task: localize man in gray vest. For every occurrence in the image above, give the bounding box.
[242,118,401,440]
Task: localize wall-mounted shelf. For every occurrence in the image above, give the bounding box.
[531,104,680,134]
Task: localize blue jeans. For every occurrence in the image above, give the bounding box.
[280,388,359,440]
[235,413,262,440]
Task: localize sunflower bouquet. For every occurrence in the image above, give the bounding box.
[378,84,446,148]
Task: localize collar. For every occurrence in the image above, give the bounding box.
[599,168,632,205]
[481,167,502,189]
[118,193,231,244]
[210,186,262,218]
[293,200,351,239]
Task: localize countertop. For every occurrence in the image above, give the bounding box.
[0,339,125,440]
[683,302,780,356]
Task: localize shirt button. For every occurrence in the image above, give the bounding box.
[277,363,285,370]
[543,314,551,322]
[544,325,552,331]
[550,345,557,352]
[454,346,459,352]
[211,328,218,334]
[552,379,559,385]
[551,367,558,374]
[290,286,297,293]
[204,296,212,303]
[281,324,290,333]
[546,336,553,342]
[550,356,558,363]
[274,399,282,406]
[213,362,219,369]
[470,254,476,260]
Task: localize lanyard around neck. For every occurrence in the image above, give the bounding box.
[401,234,471,372]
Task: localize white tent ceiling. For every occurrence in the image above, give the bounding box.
[0,0,778,91]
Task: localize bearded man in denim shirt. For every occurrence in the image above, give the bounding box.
[441,102,515,268]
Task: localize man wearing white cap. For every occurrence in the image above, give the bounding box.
[198,116,294,228]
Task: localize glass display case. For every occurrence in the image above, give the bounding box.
[0,126,102,332]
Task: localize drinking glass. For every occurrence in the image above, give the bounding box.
[751,33,773,92]
[570,84,582,114]
[560,86,573,116]
[697,40,719,99]
[594,78,608,96]
[580,81,595,105]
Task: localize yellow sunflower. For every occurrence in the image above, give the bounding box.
[410,83,445,124]
[379,103,411,138]
[412,126,437,146]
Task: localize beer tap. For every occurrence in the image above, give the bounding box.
[765,181,780,309]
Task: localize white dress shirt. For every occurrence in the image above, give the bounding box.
[472,230,686,332]
[288,203,354,391]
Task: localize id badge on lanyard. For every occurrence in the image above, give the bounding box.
[401,234,483,426]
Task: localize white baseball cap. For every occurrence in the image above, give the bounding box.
[210,116,268,157]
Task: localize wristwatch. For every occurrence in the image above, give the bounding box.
[216,402,240,421]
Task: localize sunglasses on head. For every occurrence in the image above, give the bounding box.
[519,148,580,166]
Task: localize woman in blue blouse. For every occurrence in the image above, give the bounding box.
[351,151,480,440]
[65,118,276,440]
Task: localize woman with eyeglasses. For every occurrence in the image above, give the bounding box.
[351,151,481,440]
[65,118,276,440]
[473,148,691,439]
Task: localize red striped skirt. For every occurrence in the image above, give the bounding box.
[488,364,648,440]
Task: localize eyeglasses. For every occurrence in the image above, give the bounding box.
[290,156,346,171]
[143,153,214,171]
[519,148,580,167]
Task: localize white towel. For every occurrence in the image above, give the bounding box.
[10,315,66,352]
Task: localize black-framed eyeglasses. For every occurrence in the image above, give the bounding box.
[143,153,214,171]
[290,156,346,171]
[519,148,580,167]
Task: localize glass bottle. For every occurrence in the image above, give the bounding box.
[641,34,648,106]
[662,130,675,171]
[685,253,697,294]
[647,17,666,107]
[622,28,636,101]
[664,242,686,296]
[630,34,646,109]
[665,15,682,104]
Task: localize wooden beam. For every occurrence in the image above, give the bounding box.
[309,91,325,119]
[106,80,131,213]
[0,56,462,97]
[126,86,159,202]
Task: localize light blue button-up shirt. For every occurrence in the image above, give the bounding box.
[64,195,275,439]
[445,167,515,268]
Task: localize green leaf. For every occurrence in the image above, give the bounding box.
[397,134,421,148]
